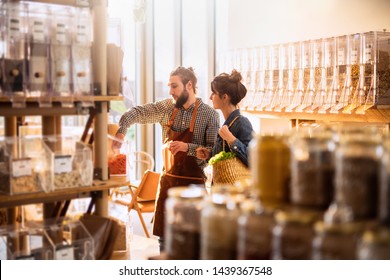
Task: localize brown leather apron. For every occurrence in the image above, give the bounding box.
[153,99,206,237]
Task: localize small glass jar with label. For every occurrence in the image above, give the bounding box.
[165,186,206,260]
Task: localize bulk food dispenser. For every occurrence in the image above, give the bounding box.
[292,40,312,112]
[271,44,289,111]
[72,7,93,107]
[330,35,350,113]
[260,46,276,110]
[250,46,266,110]
[50,5,73,107]
[1,2,28,108]
[286,41,304,112]
[26,2,51,107]
[318,37,338,113]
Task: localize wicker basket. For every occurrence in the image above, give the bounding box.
[212,157,250,185]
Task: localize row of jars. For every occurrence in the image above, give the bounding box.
[218,31,390,114]
[0,1,93,108]
[164,125,390,259]
[164,186,390,260]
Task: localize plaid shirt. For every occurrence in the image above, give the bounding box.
[118,97,220,170]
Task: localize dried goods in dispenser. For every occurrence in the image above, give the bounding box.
[1,2,28,108]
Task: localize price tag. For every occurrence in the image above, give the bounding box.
[338,48,345,65]
[55,245,74,260]
[54,155,72,174]
[12,158,32,177]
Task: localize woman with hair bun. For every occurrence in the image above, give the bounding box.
[197,69,254,174]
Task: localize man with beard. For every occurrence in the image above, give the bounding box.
[113,66,220,250]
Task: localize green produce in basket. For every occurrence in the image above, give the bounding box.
[208,151,236,165]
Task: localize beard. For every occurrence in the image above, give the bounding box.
[174,88,189,108]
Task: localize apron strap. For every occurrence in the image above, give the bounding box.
[189,99,199,133]
[167,108,179,128]
[167,99,200,132]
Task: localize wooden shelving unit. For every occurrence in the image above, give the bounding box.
[0,0,113,221]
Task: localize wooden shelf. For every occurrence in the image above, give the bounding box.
[0,178,128,209]
[0,95,124,117]
[243,107,390,123]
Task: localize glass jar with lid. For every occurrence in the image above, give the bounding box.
[334,126,383,220]
[237,198,277,260]
[165,186,206,260]
[289,127,335,209]
[272,209,319,259]
[379,134,390,226]
[312,203,361,260]
[249,134,290,204]
[358,227,390,259]
[200,191,240,260]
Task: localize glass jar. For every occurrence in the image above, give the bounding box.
[200,192,240,260]
[249,134,290,204]
[289,128,335,209]
[358,227,390,259]
[312,221,362,259]
[237,199,276,260]
[165,186,206,260]
[379,135,390,226]
[334,127,383,220]
[272,209,318,259]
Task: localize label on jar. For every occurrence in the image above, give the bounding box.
[76,24,88,44]
[32,20,45,42]
[9,17,21,38]
[338,48,345,65]
[12,158,33,177]
[56,23,66,44]
[303,52,310,68]
[365,44,372,64]
[55,245,74,260]
[54,155,72,174]
[76,0,90,7]
[351,48,358,64]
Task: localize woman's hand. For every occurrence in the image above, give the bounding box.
[196,147,210,160]
[218,125,236,145]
